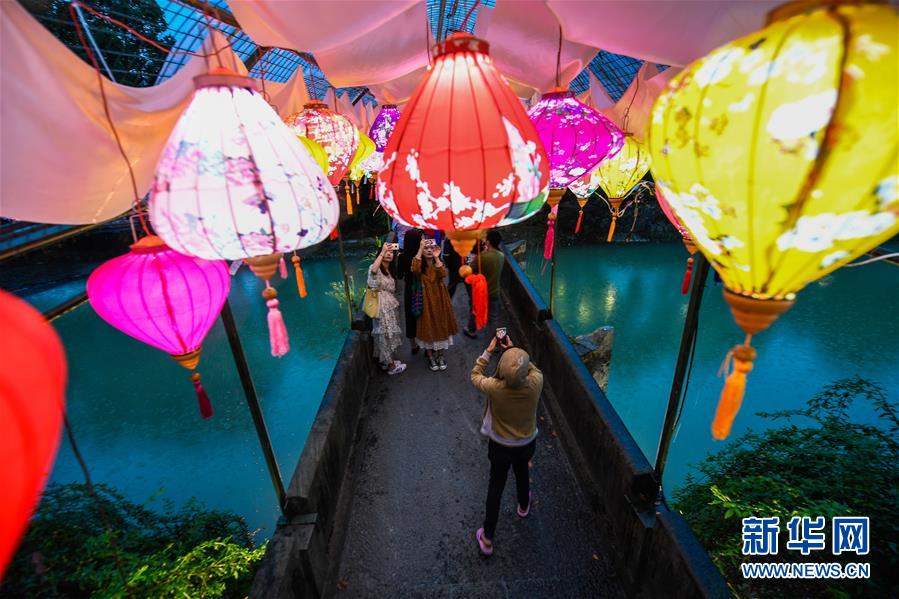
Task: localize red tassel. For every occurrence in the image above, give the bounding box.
[574,209,584,234]
[279,256,288,279]
[330,227,338,241]
[465,273,489,330]
[370,182,375,200]
[191,373,213,419]
[681,257,694,295]
[543,218,555,261]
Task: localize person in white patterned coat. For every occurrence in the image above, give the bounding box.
[368,243,406,375]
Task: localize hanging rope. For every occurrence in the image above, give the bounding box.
[555,25,563,88]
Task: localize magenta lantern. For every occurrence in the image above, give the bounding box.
[368,104,401,152]
[528,89,624,188]
[87,236,230,418]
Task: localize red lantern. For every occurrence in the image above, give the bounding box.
[0,290,67,576]
[87,236,230,417]
[656,187,700,294]
[377,33,550,257]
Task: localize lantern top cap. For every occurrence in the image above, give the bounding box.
[433,32,490,59]
[130,235,170,254]
[303,101,330,110]
[194,68,258,92]
[540,89,575,101]
[765,0,880,24]
[381,104,398,109]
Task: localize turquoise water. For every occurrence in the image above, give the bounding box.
[521,242,899,492]
[41,256,359,538]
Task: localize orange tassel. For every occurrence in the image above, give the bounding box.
[712,343,757,440]
[574,209,584,234]
[465,273,489,330]
[606,213,618,242]
[346,185,354,215]
[355,184,361,205]
[291,253,307,298]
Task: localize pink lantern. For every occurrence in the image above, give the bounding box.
[87,236,230,418]
[368,104,401,152]
[149,68,337,357]
[528,90,624,188]
[290,102,359,186]
[656,187,699,294]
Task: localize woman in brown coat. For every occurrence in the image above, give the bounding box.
[412,238,459,371]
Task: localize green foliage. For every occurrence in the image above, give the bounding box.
[23,0,175,87]
[1,484,265,598]
[672,377,898,598]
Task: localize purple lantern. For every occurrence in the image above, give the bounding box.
[368,104,401,152]
[528,90,624,188]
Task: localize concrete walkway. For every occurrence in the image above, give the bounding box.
[332,291,625,598]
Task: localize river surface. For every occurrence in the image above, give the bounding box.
[41,256,361,539]
[520,242,899,492]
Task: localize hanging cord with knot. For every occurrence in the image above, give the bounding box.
[555,25,563,88]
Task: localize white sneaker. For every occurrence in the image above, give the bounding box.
[387,361,407,375]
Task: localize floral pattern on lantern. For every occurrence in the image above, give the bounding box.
[149,71,338,261]
[648,2,899,439]
[369,104,401,152]
[290,102,359,185]
[378,33,549,246]
[528,90,624,188]
[87,235,230,417]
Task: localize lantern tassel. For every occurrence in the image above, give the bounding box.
[370,182,375,200]
[544,217,555,261]
[465,273,489,330]
[263,285,290,357]
[607,214,618,243]
[712,341,756,440]
[191,372,213,419]
[292,254,307,298]
[355,184,361,205]
[330,227,338,241]
[681,257,694,295]
[346,185,354,215]
[574,209,584,235]
[279,256,288,279]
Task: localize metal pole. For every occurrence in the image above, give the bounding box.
[335,222,354,326]
[654,253,710,482]
[220,300,287,512]
[548,249,557,316]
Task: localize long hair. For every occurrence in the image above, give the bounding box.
[399,228,423,279]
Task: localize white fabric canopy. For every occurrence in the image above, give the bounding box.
[576,70,614,111]
[547,0,779,67]
[0,2,309,224]
[263,69,311,118]
[603,62,680,140]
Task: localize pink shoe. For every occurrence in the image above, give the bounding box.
[517,492,532,518]
[476,528,493,556]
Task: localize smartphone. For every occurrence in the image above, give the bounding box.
[423,238,437,248]
[385,243,399,251]
[495,327,507,340]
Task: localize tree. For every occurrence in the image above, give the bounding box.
[672,377,898,598]
[22,0,176,87]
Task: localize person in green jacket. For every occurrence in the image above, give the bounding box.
[470,334,543,556]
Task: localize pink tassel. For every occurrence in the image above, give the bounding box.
[191,373,213,419]
[544,219,555,261]
[681,257,694,295]
[279,256,288,279]
[266,298,290,357]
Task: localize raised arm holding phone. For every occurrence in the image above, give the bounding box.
[411,237,458,371]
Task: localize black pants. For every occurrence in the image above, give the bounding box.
[483,439,536,539]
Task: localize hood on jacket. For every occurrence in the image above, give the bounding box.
[497,348,530,389]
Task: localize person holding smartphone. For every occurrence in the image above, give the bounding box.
[367,242,406,375]
[470,333,543,556]
[411,236,458,371]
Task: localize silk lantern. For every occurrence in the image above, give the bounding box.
[649,1,899,440]
[290,102,359,186]
[87,235,230,417]
[297,135,330,175]
[568,168,602,234]
[529,90,624,257]
[656,186,700,294]
[369,104,401,152]
[346,132,376,214]
[149,68,339,357]
[0,290,67,577]
[596,134,651,242]
[378,33,550,258]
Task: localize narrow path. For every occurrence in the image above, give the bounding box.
[333,291,625,598]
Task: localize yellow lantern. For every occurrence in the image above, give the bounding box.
[344,131,375,213]
[596,134,651,242]
[649,1,898,440]
[296,136,329,175]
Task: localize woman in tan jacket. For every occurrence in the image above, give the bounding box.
[411,238,459,371]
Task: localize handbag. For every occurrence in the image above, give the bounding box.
[363,287,379,318]
[410,278,423,317]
